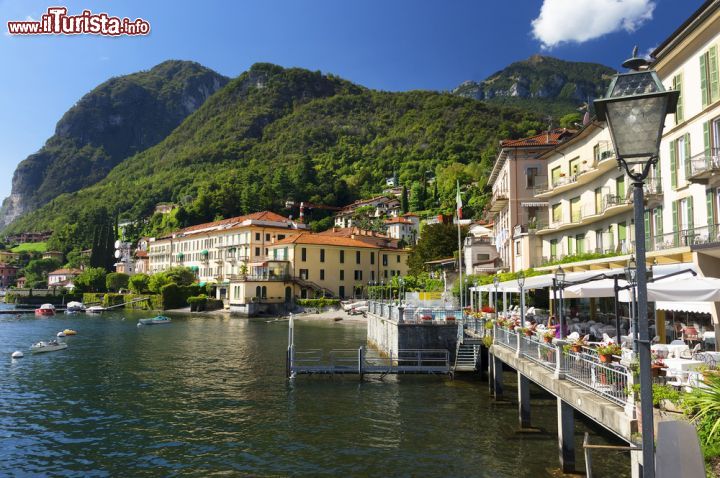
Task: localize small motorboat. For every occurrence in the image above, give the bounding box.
[63,329,77,336]
[35,304,56,316]
[30,340,68,354]
[11,351,24,359]
[65,301,85,313]
[86,306,104,314]
[138,315,172,325]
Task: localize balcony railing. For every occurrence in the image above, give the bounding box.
[688,148,720,183]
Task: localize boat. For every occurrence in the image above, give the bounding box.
[34,304,56,316]
[349,305,368,315]
[342,300,367,312]
[65,301,85,313]
[30,340,68,354]
[86,306,104,314]
[57,331,66,337]
[138,315,172,325]
[63,329,77,335]
[11,351,24,359]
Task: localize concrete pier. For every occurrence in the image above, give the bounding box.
[557,398,576,473]
[518,374,531,429]
[366,311,459,361]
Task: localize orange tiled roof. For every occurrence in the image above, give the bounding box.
[179,211,294,234]
[385,217,413,224]
[274,232,383,249]
[500,128,575,147]
[135,251,149,258]
[49,268,81,276]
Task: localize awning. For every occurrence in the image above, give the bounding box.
[646,275,720,302]
[655,301,714,314]
[521,201,549,207]
[472,268,627,293]
[563,278,631,299]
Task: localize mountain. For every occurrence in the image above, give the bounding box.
[453,55,617,118]
[4,63,543,240]
[0,60,229,230]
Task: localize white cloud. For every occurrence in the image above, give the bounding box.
[531,0,656,49]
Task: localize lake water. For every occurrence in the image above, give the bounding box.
[0,310,630,477]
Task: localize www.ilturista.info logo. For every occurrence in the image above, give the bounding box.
[7,7,150,36]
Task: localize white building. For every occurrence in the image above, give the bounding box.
[334,196,401,228]
[384,213,419,245]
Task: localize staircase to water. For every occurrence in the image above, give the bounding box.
[454,338,482,372]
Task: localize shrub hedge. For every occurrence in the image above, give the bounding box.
[296,298,341,308]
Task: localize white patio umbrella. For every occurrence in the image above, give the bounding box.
[562,278,632,300]
[646,275,720,302]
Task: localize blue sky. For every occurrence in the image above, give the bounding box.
[0,0,703,200]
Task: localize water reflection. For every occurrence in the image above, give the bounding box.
[0,311,629,477]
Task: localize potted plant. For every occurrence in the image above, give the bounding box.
[542,331,554,343]
[570,335,589,353]
[445,315,456,323]
[420,314,432,324]
[597,343,622,363]
[520,327,533,337]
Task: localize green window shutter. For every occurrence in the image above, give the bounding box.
[688,196,695,231]
[674,74,684,123]
[644,210,651,249]
[707,190,715,231]
[656,206,664,237]
[704,121,712,155]
[672,201,679,246]
[701,52,709,108]
[568,236,575,255]
[684,133,692,178]
[670,140,677,189]
[710,45,719,103]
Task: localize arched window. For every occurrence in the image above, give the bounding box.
[261,286,267,299]
[255,286,261,298]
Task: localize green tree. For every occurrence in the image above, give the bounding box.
[401,186,409,214]
[64,249,90,270]
[408,223,467,274]
[21,258,61,286]
[409,183,424,212]
[164,266,196,286]
[559,112,582,128]
[129,273,150,293]
[105,272,130,292]
[148,273,171,294]
[74,267,108,292]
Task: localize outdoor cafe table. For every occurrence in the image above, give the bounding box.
[662,358,704,373]
[666,343,690,358]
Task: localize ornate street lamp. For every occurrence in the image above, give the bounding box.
[380,280,385,302]
[517,271,526,326]
[554,266,566,339]
[594,48,679,478]
[625,256,639,352]
[492,275,500,314]
[473,279,479,311]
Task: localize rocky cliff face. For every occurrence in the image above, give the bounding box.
[453,54,616,105]
[0,60,228,231]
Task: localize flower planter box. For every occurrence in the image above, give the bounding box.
[599,354,614,363]
[445,316,456,323]
[571,345,583,353]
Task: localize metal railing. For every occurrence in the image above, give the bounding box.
[563,351,630,406]
[288,346,451,375]
[367,301,461,325]
[688,148,720,178]
[494,326,517,350]
[519,334,557,371]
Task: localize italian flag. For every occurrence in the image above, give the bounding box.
[456,180,462,219]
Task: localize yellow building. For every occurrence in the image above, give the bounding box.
[224,228,410,313]
[0,251,19,264]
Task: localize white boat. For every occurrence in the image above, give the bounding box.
[11,351,24,359]
[349,305,368,315]
[30,340,68,354]
[35,303,56,316]
[86,306,104,313]
[57,331,66,337]
[65,301,85,313]
[342,300,367,312]
[138,315,172,325]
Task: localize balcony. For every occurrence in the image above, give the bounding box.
[489,188,509,212]
[535,153,617,199]
[687,148,720,185]
[226,273,292,282]
[646,224,720,252]
[643,178,663,209]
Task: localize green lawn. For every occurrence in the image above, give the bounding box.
[10,242,48,253]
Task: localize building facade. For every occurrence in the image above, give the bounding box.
[0,263,18,287]
[384,214,420,245]
[147,211,308,283]
[48,268,81,288]
[334,196,401,228]
[488,129,575,272]
[463,224,501,276]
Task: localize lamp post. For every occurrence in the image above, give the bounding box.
[493,275,500,315]
[380,280,385,302]
[554,266,566,339]
[625,256,639,352]
[474,279,479,312]
[517,271,526,326]
[594,48,679,478]
[399,277,405,303]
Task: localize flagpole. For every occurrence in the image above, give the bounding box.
[456,181,463,313]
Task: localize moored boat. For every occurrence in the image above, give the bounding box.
[86,306,104,313]
[65,301,85,313]
[63,329,77,335]
[138,315,172,325]
[30,340,67,354]
[34,304,56,316]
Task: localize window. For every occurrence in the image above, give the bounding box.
[514,239,522,256]
[576,234,585,254]
[616,175,625,199]
[700,45,719,108]
[570,197,581,222]
[382,254,388,266]
[672,73,684,123]
[278,234,285,241]
[356,251,361,264]
[551,166,562,186]
[670,134,691,188]
[396,255,400,263]
[299,269,308,280]
[265,233,270,241]
[255,233,260,241]
[340,270,344,281]
[595,188,603,214]
[301,248,307,262]
[261,286,267,299]
[568,236,575,255]
[320,269,325,280]
[339,286,345,298]
[550,239,558,259]
[384,270,388,278]
[354,270,363,281]
[372,271,376,281]
[370,252,375,265]
[552,203,563,223]
[568,156,580,176]
[340,250,345,264]
[255,247,260,256]
[320,249,325,262]
[476,253,490,260]
[526,167,539,188]
[256,286,261,298]
[595,229,603,252]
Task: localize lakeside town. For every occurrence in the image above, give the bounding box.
[2,1,720,478]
